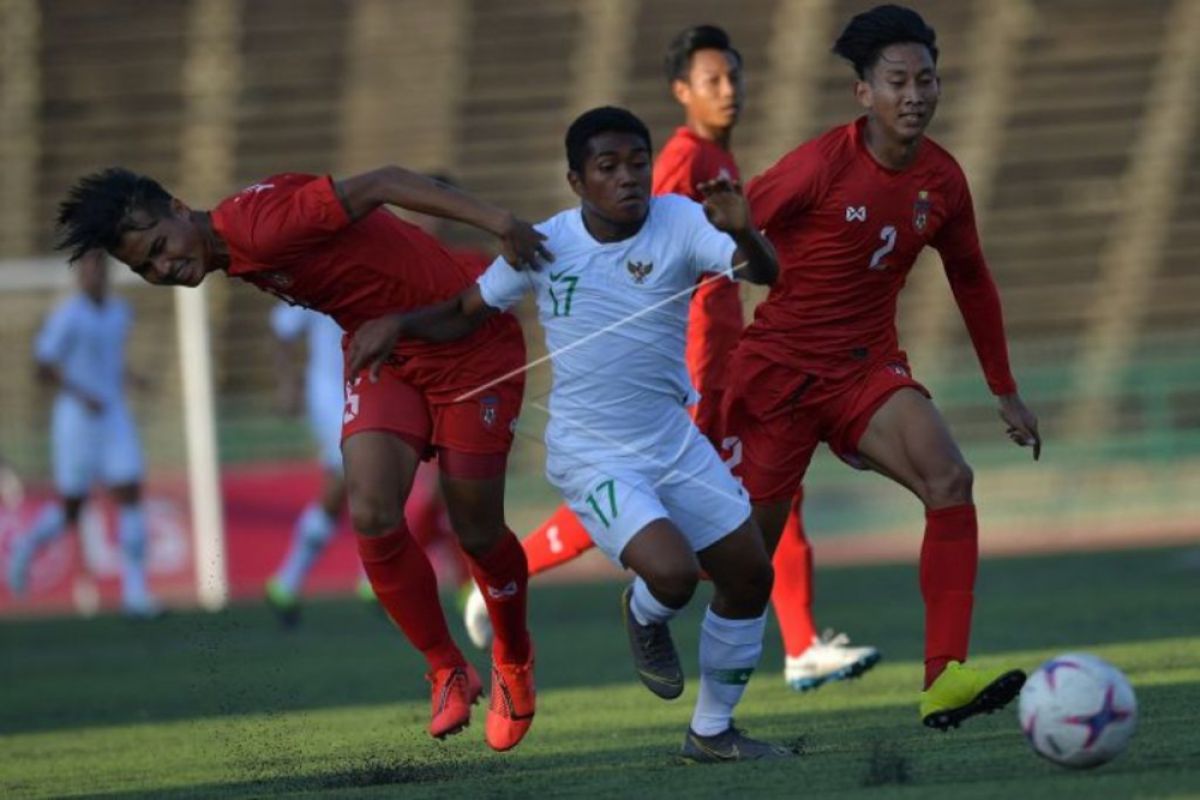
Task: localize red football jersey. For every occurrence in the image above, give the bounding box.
[654,127,745,413]
[212,173,521,363]
[745,117,1016,394]
[653,126,740,198]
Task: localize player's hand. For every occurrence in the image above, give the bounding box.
[347,314,405,384]
[698,174,751,235]
[998,392,1041,460]
[497,213,553,270]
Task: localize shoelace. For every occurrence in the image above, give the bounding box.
[814,629,852,649]
[642,623,675,663]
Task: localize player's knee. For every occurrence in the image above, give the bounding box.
[455,522,505,559]
[735,558,774,612]
[348,495,402,537]
[924,460,974,506]
[645,562,699,609]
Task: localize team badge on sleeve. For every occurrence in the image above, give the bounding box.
[913,190,931,233]
[626,260,654,284]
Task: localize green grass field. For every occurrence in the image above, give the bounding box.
[3,546,1199,798]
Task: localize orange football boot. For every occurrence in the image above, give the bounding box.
[485,650,536,751]
[427,663,483,739]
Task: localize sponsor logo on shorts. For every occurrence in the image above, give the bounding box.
[846,205,867,222]
[480,394,499,428]
[888,362,909,377]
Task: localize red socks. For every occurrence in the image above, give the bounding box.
[357,525,465,672]
[468,529,532,664]
[771,492,817,657]
[522,504,595,576]
[920,504,979,688]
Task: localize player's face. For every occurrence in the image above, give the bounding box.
[673,48,743,131]
[569,132,652,227]
[76,250,108,301]
[856,42,940,144]
[113,199,210,287]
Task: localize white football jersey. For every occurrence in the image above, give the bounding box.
[478,194,738,457]
[34,294,133,406]
[270,303,345,411]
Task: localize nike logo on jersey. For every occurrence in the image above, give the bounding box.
[548,271,569,281]
[486,581,519,600]
[846,206,867,222]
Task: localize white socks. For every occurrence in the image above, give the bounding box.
[118,505,150,606]
[275,503,337,594]
[629,576,678,626]
[690,608,767,736]
[26,504,67,547]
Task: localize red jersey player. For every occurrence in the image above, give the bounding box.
[56,166,552,751]
[725,5,1042,730]
[465,24,880,692]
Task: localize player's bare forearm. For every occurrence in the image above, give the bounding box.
[346,286,496,380]
[731,228,778,285]
[36,362,103,412]
[400,287,496,344]
[334,168,551,268]
[336,167,507,232]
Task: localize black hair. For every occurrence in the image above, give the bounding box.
[565,106,652,173]
[832,4,938,79]
[664,24,742,83]
[57,167,174,262]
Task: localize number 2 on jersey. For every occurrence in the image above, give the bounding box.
[549,272,579,317]
[868,225,897,271]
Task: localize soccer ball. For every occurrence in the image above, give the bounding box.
[1018,653,1137,768]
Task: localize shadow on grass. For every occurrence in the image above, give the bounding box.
[73,679,1200,800]
[2,546,1196,736]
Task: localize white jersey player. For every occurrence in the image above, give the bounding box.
[263,304,363,623]
[345,107,790,762]
[7,250,159,617]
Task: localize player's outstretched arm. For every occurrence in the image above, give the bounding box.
[333,167,552,269]
[697,177,778,285]
[346,285,496,382]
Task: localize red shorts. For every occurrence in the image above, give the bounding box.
[686,275,743,444]
[720,348,929,504]
[341,360,524,462]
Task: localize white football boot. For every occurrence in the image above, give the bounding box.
[463,583,493,650]
[785,629,881,692]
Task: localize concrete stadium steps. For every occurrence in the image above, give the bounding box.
[34,0,189,253]
[453,0,583,219]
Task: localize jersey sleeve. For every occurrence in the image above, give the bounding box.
[934,175,1018,396]
[219,176,353,269]
[476,255,534,312]
[676,198,738,282]
[270,302,311,341]
[746,145,823,235]
[33,301,73,365]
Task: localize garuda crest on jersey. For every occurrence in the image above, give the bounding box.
[627,260,653,284]
[913,190,932,233]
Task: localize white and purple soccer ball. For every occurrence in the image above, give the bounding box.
[1018,653,1138,768]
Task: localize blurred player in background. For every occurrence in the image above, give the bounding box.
[466,24,880,692]
[726,4,1041,730]
[57,166,549,751]
[6,249,160,618]
[263,302,370,624]
[351,106,788,761]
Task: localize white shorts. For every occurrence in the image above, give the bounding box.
[546,425,750,565]
[51,396,144,497]
[308,380,345,472]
